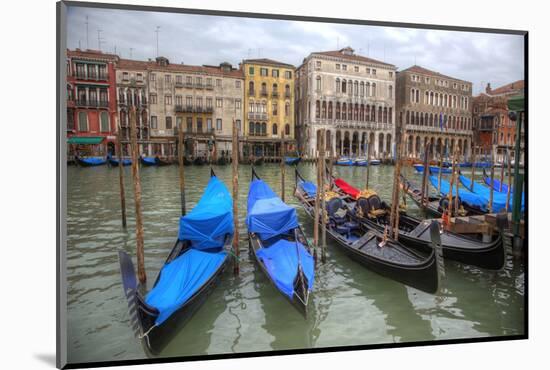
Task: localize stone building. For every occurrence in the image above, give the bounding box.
[138,57,244,158]
[295,47,397,159]
[115,59,150,156]
[241,58,296,158]
[66,49,119,155]
[472,80,524,162]
[395,65,473,160]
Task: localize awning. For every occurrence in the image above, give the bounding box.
[67,136,105,145]
[508,95,524,112]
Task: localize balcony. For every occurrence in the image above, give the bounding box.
[98,100,109,108]
[247,112,268,121]
[175,81,184,88]
[260,90,268,97]
[285,91,291,98]
[272,91,279,98]
[195,84,204,90]
[185,82,194,88]
[248,90,255,96]
[205,84,214,90]
[175,105,194,113]
[98,73,109,81]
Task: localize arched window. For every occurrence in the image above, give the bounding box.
[285,102,290,117]
[371,83,376,97]
[415,89,419,103]
[366,82,371,96]
[285,124,290,136]
[249,81,254,94]
[430,92,434,105]
[348,104,353,120]
[354,81,359,96]
[411,111,415,125]
[378,107,382,123]
[389,85,393,99]
[261,82,267,95]
[360,82,365,96]
[389,108,393,124]
[348,80,353,96]
[328,102,333,119]
[285,84,290,97]
[272,83,278,95]
[370,105,375,121]
[272,123,278,135]
[425,91,429,104]
[322,101,327,118]
[360,104,364,121]
[336,78,341,93]
[342,103,347,120]
[383,107,388,123]
[316,76,321,91]
[315,100,320,119]
[249,121,255,135]
[335,102,341,120]
[260,122,265,135]
[406,111,410,125]
[342,80,347,93]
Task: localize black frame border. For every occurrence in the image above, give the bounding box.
[56,1,528,369]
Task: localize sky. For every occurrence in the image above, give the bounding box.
[66,6,525,95]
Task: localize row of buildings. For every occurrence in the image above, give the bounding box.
[66,47,524,161]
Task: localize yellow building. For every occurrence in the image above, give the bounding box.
[242,58,296,158]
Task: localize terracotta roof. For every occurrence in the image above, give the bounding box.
[117,59,149,70]
[67,49,119,61]
[312,48,395,68]
[488,80,524,96]
[399,65,469,83]
[242,58,295,68]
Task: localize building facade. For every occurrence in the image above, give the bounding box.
[396,65,473,160]
[295,47,397,159]
[67,49,119,154]
[472,80,524,162]
[242,59,296,158]
[115,59,150,156]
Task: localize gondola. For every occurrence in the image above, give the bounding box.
[285,156,301,166]
[413,164,452,174]
[247,168,314,317]
[108,156,132,166]
[369,159,381,165]
[118,171,233,354]
[75,156,107,166]
[331,177,505,270]
[482,168,515,194]
[353,158,368,166]
[295,168,443,294]
[399,175,484,217]
[140,156,158,166]
[459,173,524,212]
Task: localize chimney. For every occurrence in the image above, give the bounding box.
[485,82,492,94]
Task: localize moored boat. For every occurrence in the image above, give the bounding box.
[247,168,314,316]
[140,156,158,166]
[108,156,132,166]
[285,156,301,166]
[353,157,368,166]
[295,169,443,294]
[336,157,354,166]
[75,156,107,167]
[369,159,381,165]
[331,177,505,270]
[413,164,452,174]
[118,173,233,354]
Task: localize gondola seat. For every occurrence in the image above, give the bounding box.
[327,198,346,225]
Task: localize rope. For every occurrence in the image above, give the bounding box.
[226,247,241,262]
[138,324,156,339]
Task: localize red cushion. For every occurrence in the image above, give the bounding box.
[334,178,360,198]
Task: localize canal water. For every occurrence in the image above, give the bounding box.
[66,163,525,364]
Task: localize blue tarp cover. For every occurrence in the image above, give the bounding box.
[484,176,510,193]
[142,156,158,165]
[256,239,314,298]
[145,249,227,325]
[429,175,488,212]
[179,176,234,250]
[80,157,106,165]
[246,179,299,240]
[459,175,524,212]
[299,180,317,198]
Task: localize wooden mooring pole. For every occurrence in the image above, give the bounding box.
[129,107,146,284]
[470,146,476,192]
[320,129,327,264]
[313,136,321,263]
[421,143,430,206]
[231,119,240,275]
[499,147,505,192]
[366,139,371,190]
[488,145,495,213]
[178,126,186,216]
[506,149,512,212]
[116,123,127,228]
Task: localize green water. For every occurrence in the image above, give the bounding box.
[66,163,524,364]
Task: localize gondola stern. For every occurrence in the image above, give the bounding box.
[429,221,446,291]
[292,265,310,318]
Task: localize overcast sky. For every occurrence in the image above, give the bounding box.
[66,6,524,95]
